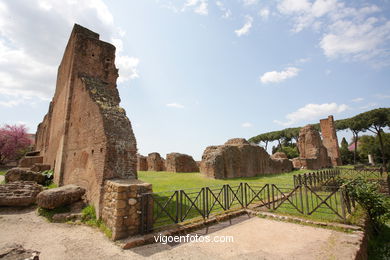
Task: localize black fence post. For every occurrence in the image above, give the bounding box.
[304,185,309,215]
[205,188,209,218]
[267,184,270,208]
[271,184,275,210]
[340,188,346,221]
[175,190,179,223]
[179,190,183,222]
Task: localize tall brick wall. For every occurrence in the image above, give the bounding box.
[320,116,342,166]
[35,24,138,216]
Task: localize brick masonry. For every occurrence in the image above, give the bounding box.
[34,24,138,216]
[320,115,342,166]
[102,179,152,240]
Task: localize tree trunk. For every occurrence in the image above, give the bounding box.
[353,131,358,165]
[376,128,386,171]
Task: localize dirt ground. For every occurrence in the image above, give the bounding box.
[0,206,362,260]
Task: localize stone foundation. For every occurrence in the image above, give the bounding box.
[102,179,152,240]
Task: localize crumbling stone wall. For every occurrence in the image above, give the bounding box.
[270,152,293,173]
[137,154,148,171]
[293,125,332,170]
[165,153,199,173]
[34,24,138,215]
[146,153,165,171]
[200,138,293,179]
[102,179,152,240]
[320,116,342,166]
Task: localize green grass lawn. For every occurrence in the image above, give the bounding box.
[138,169,312,193]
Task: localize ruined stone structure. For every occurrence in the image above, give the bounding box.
[320,116,342,166]
[146,153,166,171]
[270,152,293,173]
[34,24,138,217]
[136,154,148,171]
[292,125,332,170]
[165,153,199,173]
[200,138,293,179]
[101,179,152,240]
[0,181,43,207]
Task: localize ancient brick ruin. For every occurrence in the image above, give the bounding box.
[136,154,148,171]
[31,24,151,240]
[200,138,293,179]
[292,125,332,170]
[165,153,199,173]
[320,116,342,166]
[146,152,166,171]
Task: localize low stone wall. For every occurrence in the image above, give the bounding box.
[0,181,43,206]
[102,179,152,240]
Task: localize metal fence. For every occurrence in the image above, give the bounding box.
[139,181,355,233]
[293,169,340,188]
[337,167,384,179]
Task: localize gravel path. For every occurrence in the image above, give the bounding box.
[0,206,362,259]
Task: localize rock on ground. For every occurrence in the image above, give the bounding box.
[0,243,40,260]
[36,185,85,209]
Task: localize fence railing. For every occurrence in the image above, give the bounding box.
[293,169,340,188]
[139,181,355,233]
[337,167,384,180]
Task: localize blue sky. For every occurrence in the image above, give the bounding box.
[0,0,389,160]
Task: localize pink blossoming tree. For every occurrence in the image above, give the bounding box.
[0,124,32,165]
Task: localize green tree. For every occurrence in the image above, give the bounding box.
[340,137,353,164]
[361,108,390,169]
[359,133,390,166]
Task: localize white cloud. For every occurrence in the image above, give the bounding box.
[260,67,300,84]
[243,0,258,6]
[320,18,390,61]
[274,103,349,126]
[259,8,270,20]
[116,56,140,83]
[241,122,253,128]
[166,103,185,109]
[351,97,364,102]
[374,94,390,99]
[277,0,311,15]
[195,1,208,15]
[216,1,231,19]
[0,0,139,102]
[277,0,390,65]
[235,16,253,36]
[182,0,208,15]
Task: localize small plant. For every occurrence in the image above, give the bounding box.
[41,169,54,186]
[81,205,112,238]
[37,205,70,222]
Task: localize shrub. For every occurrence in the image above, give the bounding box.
[341,177,390,232]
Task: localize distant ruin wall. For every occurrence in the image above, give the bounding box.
[320,116,342,166]
[165,153,199,173]
[200,138,292,179]
[293,125,332,170]
[146,153,165,171]
[35,24,138,215]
